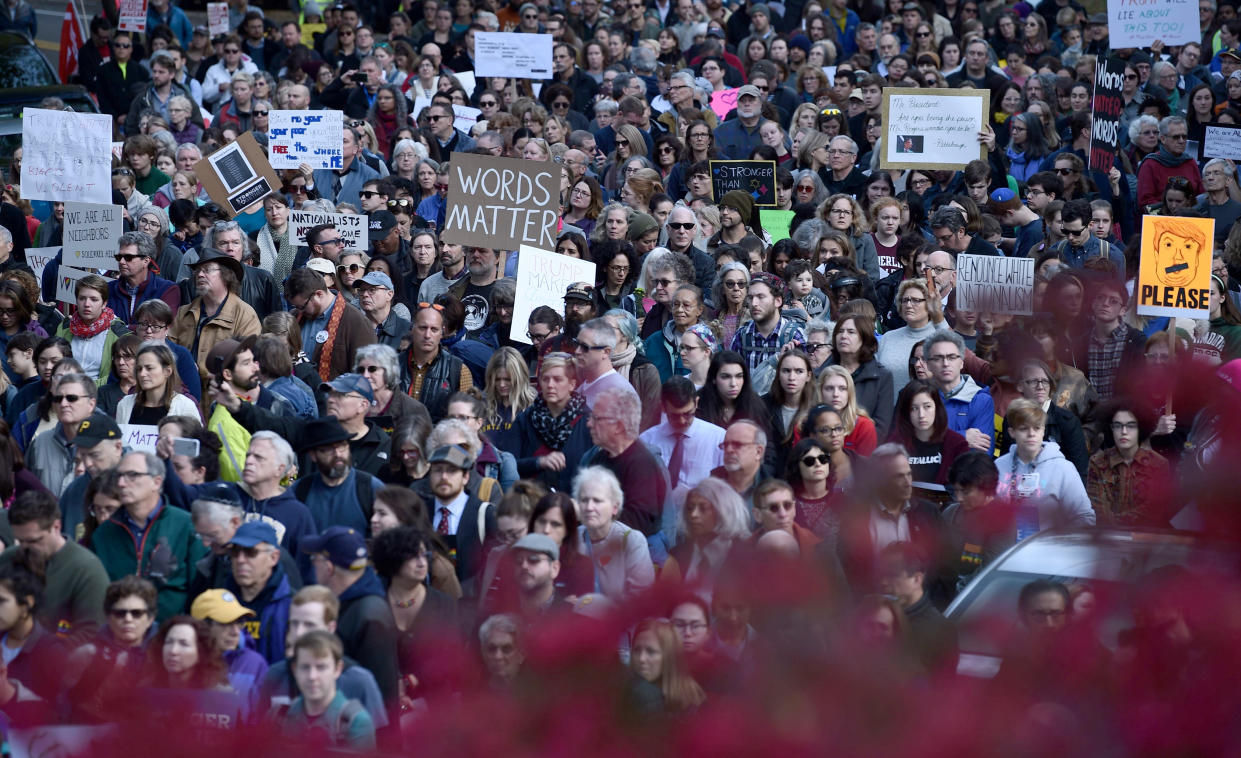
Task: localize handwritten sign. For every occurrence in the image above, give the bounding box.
[118,0,147,31]
[1090,58,1125,173]
[120,424,160,453]
[710,160,777,207]
[1200,124,1241,161]
[759,209,795,243]
[268,110,343,170]
[207,2,229,36]
[1137,215,1214,319]
[289,210,365,250]
[510,245,597,345]
[880,88,989,171]
[1107,0,1198,49]
[709,88,740,122]
[453,104,483,136]
[21,109,113,204]
[956,253,1035,315]
[63,203,122,271]
[55,266,115,305]
[441,152,560,250]
[25,246,56,281]
[475,32,552,78]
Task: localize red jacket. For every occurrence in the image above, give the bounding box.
[1136,152,1203,208]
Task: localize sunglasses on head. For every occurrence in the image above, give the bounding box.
[388,198,412,208]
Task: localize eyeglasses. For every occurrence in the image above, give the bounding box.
[668,222,696,230]
[927,354,961,363]
[651,278,678,288]
[1022,378,1051,387]
[285,184,308,194]
[527,330,551,342]
[51,393,86,403]
[719,440,756,451]
[109,608,149,619]
[689,132,710,139]
[0,307,17,316]
[796,185,816,194]
[671,620,708,633]
[801,453,830,466]
[804,342,828,353]
[923,265,954,275]
[899,296,926,305]
[1110,421,1139,431]
[317,237,343,246]
[829,207,852,215]
[826,149,855,156]
[574,340,610,352]
[116,470,152,481]
[134,321,166,333]
[1165,133,1188,141]
[814,425,845,436]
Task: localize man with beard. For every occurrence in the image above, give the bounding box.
[207,337,298,420]
[539,283,598,359]
[714,85,768,159]
[707,191,759,254]
[295,417,386,536]
[446,246,499,336]
[417,239,466,304]
[427,444,495,586]
[284,269,376,383]
[728,273,806,373]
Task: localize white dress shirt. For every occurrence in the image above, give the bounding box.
[639,416,726,491]
[433,491,469,535]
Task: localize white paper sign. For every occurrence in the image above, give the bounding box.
[118,0,148,32]
[20,109,113,204]
[63,203,123,271]
[455,70,477,98]
[510,245,596,345]
[1107,0,1199,48]
[289,210,365,250]
[475,32,553,79]
[24,246,56,281]
[207,2,230,36]
[882,89,988,170]
[453,104,482,136]
[121,424,160,453]
[956,253,1035,316]
[1201,124,1241,161]
[55,266,115,305]
[268,110,343,170]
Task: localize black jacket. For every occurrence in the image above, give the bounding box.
[336,568,399,706]
[837,497,955,609]
[96,58,151,120]
[557,67,600,116]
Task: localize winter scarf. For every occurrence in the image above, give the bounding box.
[528,391,587,450]
[611,341,638,379]
[69,307,118,339]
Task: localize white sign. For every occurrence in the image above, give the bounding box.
[1201,124,1241,161]
[455,70,477,98]
[55,266,115,305]
[475,32,553,79]
[121,424,160,453]
[25,246,56,281]
[510,245,596,345]
[453,104,482,136]
[63,203,123,271]
[20,109,113,204]
[268,110,343,170]
[956,253,1035,316]
[118,0,147,32]
[207,2,230,36]
[289,210,365,250]
[1107,0,1199,48]
[881,88,988,170]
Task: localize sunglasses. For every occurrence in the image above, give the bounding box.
[615,138,629,146]
[360,190,381,198]
[428,114,445,122]
[253,110,270,117]
[418,301,445,312]
[1055,168,1076,175]
[347,120,365,128]
[114,42,133,48]
[114,253,148,263]
[285,184,308,194]
[51,393,85,403]
[801,454,830,466]
[109,608,149,619]
[388,198,412,209]
[338,263,363,273]
[668,222,695,230]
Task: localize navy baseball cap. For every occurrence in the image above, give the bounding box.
[321,372,375,403]
[228,520,279,549]
[302,526,369,570]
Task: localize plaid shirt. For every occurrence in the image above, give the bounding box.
[729,317,806,372]
[1087,324,1128,401]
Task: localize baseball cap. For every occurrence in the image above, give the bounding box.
[512,533,559,561]
[1222,50,1241,63]
[368,210,398,241]
[306,257,335,277]
[75,414,121,448]
[193,25,208,36]
[191,589,256,623]
[321,372,375,403]
[737,84,762,99]
[227,520,279,549]
[564,281,593,302]
[357,271,394,290]
[302,526,370,570]
[206,335,257,378]
[428,443,474,470]
[1086,12,1107,24]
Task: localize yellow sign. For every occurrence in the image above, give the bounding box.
[1136,215,1214,319]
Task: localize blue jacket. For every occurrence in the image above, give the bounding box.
[106,274,180,325]
[223,637,269,721]
[266,375,317,420]
[940,376,995,455]
[713,117,767,160]
[226,564,293,665]
[642,323,683,383]
[827,9,860,58]
[148,4,194,47]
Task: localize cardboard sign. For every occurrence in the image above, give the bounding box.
[1200,124,1241,161]
[759,209,795,243]
[440,152,560,250]
[120,424,160,453]
[193,132,282,218]
[1108,0,1199,49]
[63,203,122,271]
[709,87,740,122]
[118,0,147,32]
[207,2,230,36]
[710,160,777,207]
[288,210,365,250]
[510,245,597,345]
[955,253,1035,316]
[453,104,483,136]
[1136,215,1214,319]
[474,32,552,78]
[1090,58,1126,172]
[880,88,989,171]
[268,110,343,170]
[55,266,115,305]
[20,108,113,204]
[25,246,56,281]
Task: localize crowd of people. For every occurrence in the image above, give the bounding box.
[0,0,1240,751]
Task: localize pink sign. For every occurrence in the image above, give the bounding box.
[709,87,740,122]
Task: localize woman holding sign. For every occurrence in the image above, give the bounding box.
[116,343,200,426]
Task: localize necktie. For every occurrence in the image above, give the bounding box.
[668,433,687,486]
[437,506,451,535]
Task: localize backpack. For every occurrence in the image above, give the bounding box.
[266,698,367,744]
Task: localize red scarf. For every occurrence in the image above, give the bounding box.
[69,306,117,339]
[315,294,347,381]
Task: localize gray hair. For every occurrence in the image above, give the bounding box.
[604,309,643,355]
[1127,114,1159,143]
[191,496,243,527]
[426,418,482,460]
[118,230,157,259]
[579,317,619,350]
[630,46,657,73]
[126,450,165,478]
[1158,115,1188,137]
[871,441,909,463]
[416,157,440,175]
[392,139,425,161]
[1204,157,1232,176]
[52,372,97,399]
[167,95,192,115]
[829,134,858,154]
[682,477,752,540]
[640,247,693,287]
[595,386,641,439]
[924,328,965,357]
[791,216,828,255]
[249,431,297,476]
[204,219,243,249]
[728,418,767,450]
[0,227,11,246]
[711,261,750,309]
[790,170,828,208]
[353,343,401,390]
[572,464,624,509]
[929,206,967,233]
[805,318,834,339]
[491,277,516,306]
[594,98,619,116]
[175,142,202,161]
[1151,60,1176,78]
[670,70,696,90]
[479,613,521,644]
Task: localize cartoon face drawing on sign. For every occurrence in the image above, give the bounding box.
[1153,218,1206,287]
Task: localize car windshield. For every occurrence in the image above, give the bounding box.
[0,44,57,88]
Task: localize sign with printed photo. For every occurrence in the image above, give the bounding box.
[880,88,989,171]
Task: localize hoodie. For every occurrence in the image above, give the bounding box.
[226,564,293,665]
[941,375,995,454]
[335,569,399,707]
[995,439,1095,540]
[223,635,269,721]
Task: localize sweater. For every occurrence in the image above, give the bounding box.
[876,320,944,407]
[577,520,655,602]
[0,540,108,645]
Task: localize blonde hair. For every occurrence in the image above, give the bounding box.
[818,364,868,434]
[632,618,706,711]
[896,278,942,324]
[484,347,536,425]
[1006,397,1046,430]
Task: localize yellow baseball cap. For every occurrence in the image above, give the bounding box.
[190,589,256,623]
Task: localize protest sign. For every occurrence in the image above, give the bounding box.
[1199,124,1241,161]
[118,0,147,32]
[63,203,122,271]
[268,110,343,170]
[207,2,229,36]
[710,160,777,207]
[453,104,483,136]
[510,245,596,345]
[24,246,56,281]
[55,266,114,305]
[455,70,477,98]
[709,88,740,122]
[194,132,282,217]
[475,32,552,78]
[441,153,560,250]
[1090,58,1126,172]
[1107,0,1198,48]
[21,108,112,204]
[288,210,366,250]
[759,209,795,243]
[1136,215,1214,319]
[881,88,989,170]
[955,254,1036,316]
[120,424,160,453]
